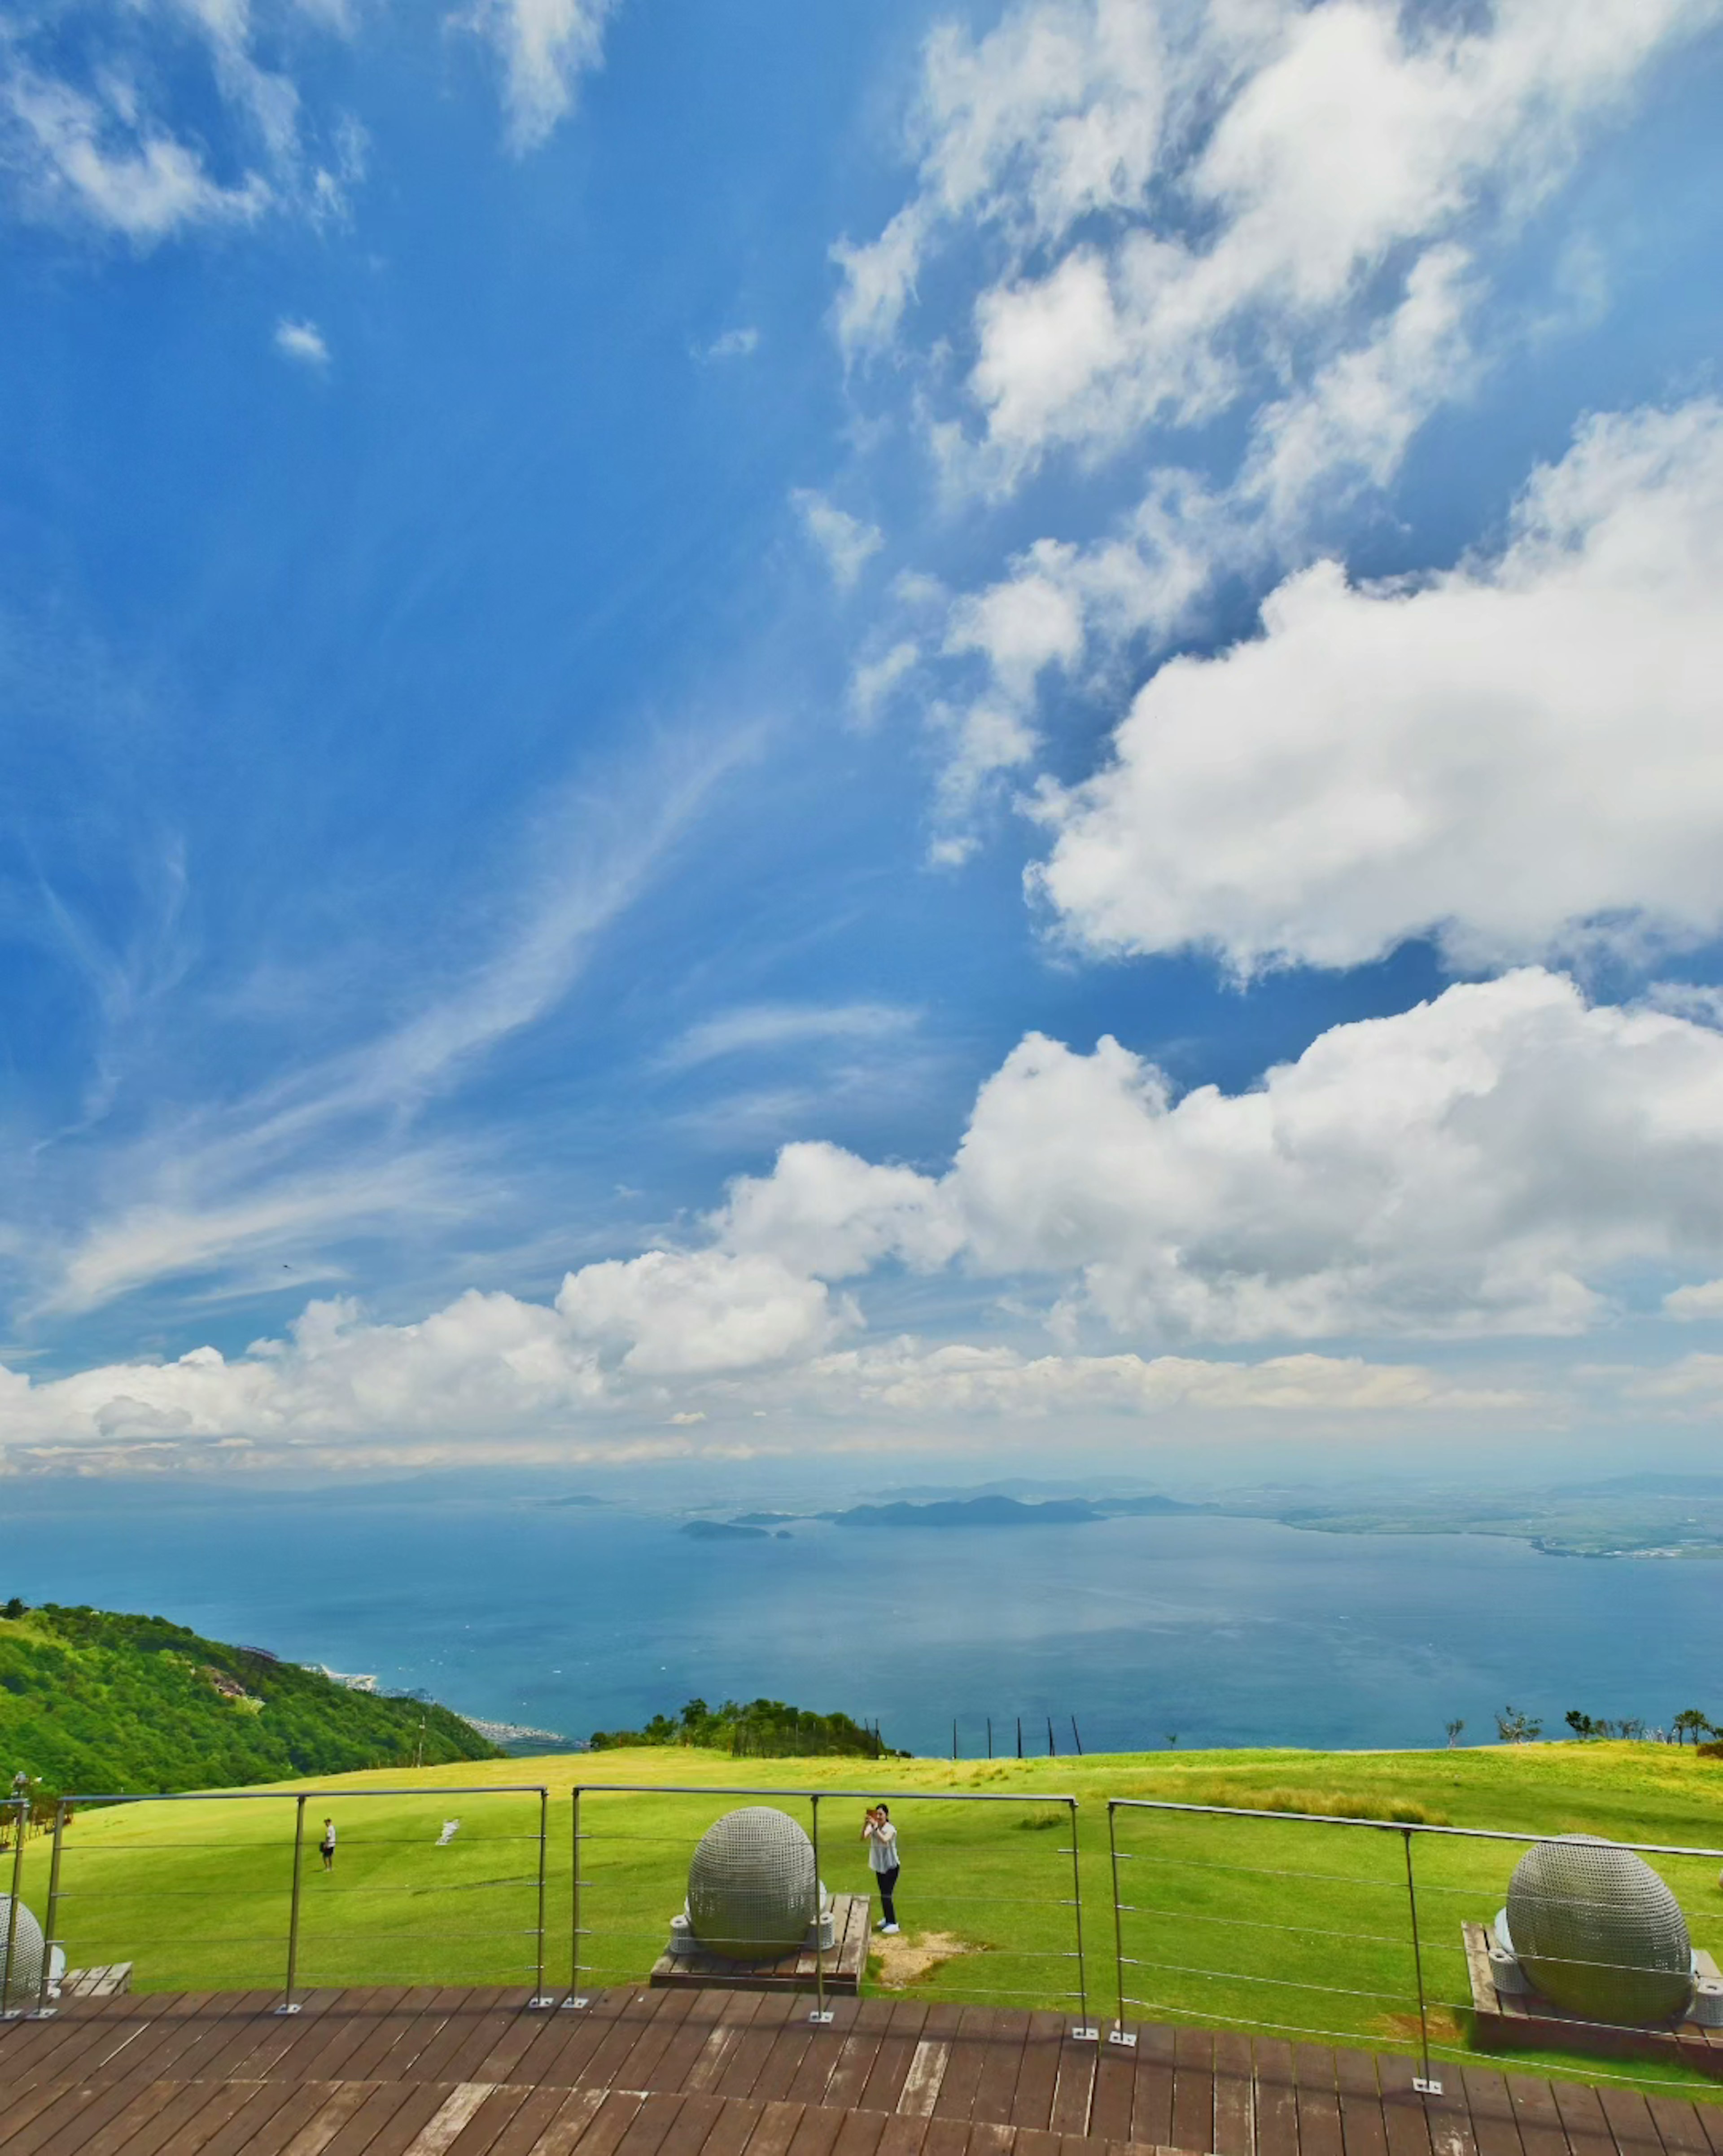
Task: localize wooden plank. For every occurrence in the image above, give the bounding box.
[1088,2032,1138,2147]
[538,2090,648,2156]
[1253,2040,1300,2156]
[577,1996,682,2094]
[475,2085,597,2156]
[40,2079,185,2156]
[1334,2048,1388,2156]
[1211,2029,1256,2156]
[873,2119,931,2156]
[934,2009,1000,2123]
[857,2003,932,2118]
[969,2009,1031,2129]
[642,1989,741,2098]
[782,2007,859,2108]
[736,2099,807,2156]
[691,2098,766,2156]
[1292,2047,1343,2156]
[1456,2068,1524,2156]
[609,2090,697,2156]
[604,1990,702,2095]
[1169,2029,1216,2156]
[819,1996,895,2116]
[709,1995,807,2103]
[317,2080,443,2156]
[830,2111,892,2156]
[439,2085,536,2156]
[189,2077,312,2156]
[1592,2090,1665,2156]
[1547,2082,1622,2156]
[1,2077,163,2156]
[744,2006,821,2106]
[783,2102,849,2156]
[431,1995,542,2090]
[896,2038,953,2119]
[1124,2025,1176,2152]
[1644,2097,1717,2156]
[683,1997,768,2097]
[1374,2053,1436,2156]
[1503,2075,1573,2156]
[1047,2035,1097,2140]
[499,1986,638,2090]
[918,2117,971,2156]
[1004,2014,1068,2139]
[647,2091,730,2156]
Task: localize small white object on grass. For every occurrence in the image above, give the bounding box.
[436,1819,460,1845]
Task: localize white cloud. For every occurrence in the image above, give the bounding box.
[714,971,1723,1342]
[29,730,744,1316]
[848,641,920,726]
[274,316,330,368]
[555,1249,841,1375]
[780,1339,1524,1420]
[792,490,883,590]
[463,0,619,152]
[703,326,761,361]
[1662,1281,1723,1322]
[662,1002,919,1071]
[1031,401,1723,973]
[0,70,272,241]
[836,0,1722,843]
[0,1293,1522,1460]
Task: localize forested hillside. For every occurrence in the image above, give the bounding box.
[0,1603,501,1792]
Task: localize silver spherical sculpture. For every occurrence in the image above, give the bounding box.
[0,1897,45,2010]
[686,1806,817,1961]
[1506,1836,1692,2026]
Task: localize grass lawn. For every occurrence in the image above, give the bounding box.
[9,1742,1723,2103]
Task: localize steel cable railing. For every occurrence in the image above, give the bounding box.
[566,1782,1097,2033]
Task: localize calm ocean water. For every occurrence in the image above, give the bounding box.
[5,1483,1717,1755]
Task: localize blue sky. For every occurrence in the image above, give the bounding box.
[4,0,1723,1475]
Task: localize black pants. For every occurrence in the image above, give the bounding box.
[876,1866,900,1926]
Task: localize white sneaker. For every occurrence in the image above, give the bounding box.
[878,1923,900,1934]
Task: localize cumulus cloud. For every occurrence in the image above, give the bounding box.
[554,1249,841,1375]
[0,1293,1513,1459]
[835,0,1720,844]
[274,316,330,367]
[0,4,366,243]
[464,0,619,151]
[1031,401,1723,973]
[714,971,1723,1341]
[792,490,883,590]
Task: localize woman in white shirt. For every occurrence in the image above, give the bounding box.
[862,1805,900,1933]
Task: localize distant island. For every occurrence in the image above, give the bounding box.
[828,1494,1198,1529]
[680,1519,772,1542]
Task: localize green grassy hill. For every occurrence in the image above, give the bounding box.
[0,1603,502,1792]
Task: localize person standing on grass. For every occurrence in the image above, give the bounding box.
[862,1803,900,1933]
[319,1817,336,1872]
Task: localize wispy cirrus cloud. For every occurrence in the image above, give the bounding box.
[23,729,749,1319]
[660,1001,919,1072]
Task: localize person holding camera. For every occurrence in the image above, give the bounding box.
[862,1803,901,1933]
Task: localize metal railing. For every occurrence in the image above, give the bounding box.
[1106,1797,1723,2097]
[567,1783,1097,2033]
[8,1784,559,2018]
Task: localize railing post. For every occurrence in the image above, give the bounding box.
[276,1795,306,2015]
[1,1795,27,2018]
[1106,1799,1135,2045]
[34,1801,66,2017]
[529,1788,553,2007]
[562,1787,587,2008]
[1068,1798,1096,2040]
[808,1792,832,2023]
[1402,1827,1441,2094]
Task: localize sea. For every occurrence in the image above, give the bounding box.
[3,1480,1716,1757]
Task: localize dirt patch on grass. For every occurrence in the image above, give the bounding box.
[871,1928,981,1988]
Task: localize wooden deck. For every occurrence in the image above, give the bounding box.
[0,1982,1718,2156]
[652,1895,872,1995]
